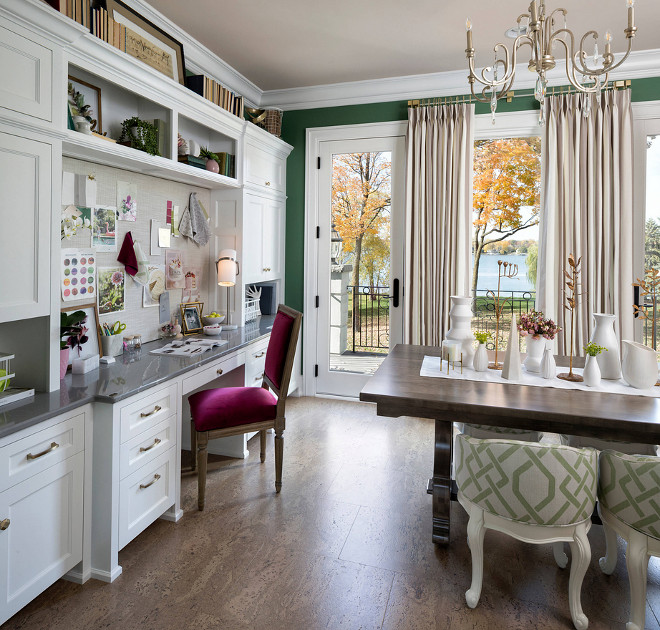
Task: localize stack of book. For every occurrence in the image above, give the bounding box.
[47,0,90,28]
[214,152,236,178]
[185,75,245,119]
[90,7,126,51]
[177,155,207,169]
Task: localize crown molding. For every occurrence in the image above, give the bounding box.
[262,48,660,112]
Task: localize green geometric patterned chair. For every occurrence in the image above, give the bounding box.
[598,450,660,630]
[455,434,598,630]
[455,422,541,442]
[565,435,658,456]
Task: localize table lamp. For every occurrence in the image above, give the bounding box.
[216,249,239,330]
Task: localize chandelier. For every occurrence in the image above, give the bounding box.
[465,0,637,123]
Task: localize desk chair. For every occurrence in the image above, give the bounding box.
[455,433,598,630]
[598,450,660,630]
[188,305,302,510]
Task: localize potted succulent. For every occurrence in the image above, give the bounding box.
[199,147,220,173]
[60,310,89,378]
[473,331,490,372]
[583,342,607,387]
[517,310,561,373]
[118,116,160,156]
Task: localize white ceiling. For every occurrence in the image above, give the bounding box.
[148,0,660,92]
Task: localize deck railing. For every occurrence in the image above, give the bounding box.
[348,285,390,352]
[472,289,537,350]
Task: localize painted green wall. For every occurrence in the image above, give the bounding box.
[280,78,660,313]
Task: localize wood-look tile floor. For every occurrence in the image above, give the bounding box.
[4,397,660,629]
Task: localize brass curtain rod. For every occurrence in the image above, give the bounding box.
[407,80,631,109]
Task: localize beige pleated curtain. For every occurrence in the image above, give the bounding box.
[536,89,634,354]
[404,103,474,345]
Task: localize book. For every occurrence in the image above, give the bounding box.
[153,118,168,158]
[177,155,206,168]
[150,338,228,357]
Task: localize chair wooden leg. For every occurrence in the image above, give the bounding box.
[553,541,568,569]
[465,505,485,609]
[190,420,197,472]
[197,431,209,511]
[274,424,284,493]
[568,523,591,630]
[626,529,649,630]
[599,519,619,575]
[260,430,267,463]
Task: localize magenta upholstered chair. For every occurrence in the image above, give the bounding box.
[188,305,302,510]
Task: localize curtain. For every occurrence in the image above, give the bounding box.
[404,103,474,345]
[537,89,634,355]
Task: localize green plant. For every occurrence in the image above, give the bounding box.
[584,342,608,357]
[118,116,160,156]
[199,146,219,162]
[61,310,89,351]
[474,331,490,344]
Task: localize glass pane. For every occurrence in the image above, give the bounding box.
[643,134,660,348]
[471,137,541,351]
[329,152,391,375]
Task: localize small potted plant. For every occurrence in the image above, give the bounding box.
[473,331,490,372]
[199,147,220,173]
[118,116,160,156]
[583,342,608,387]
[60,310,89,378]
[518,310,561,373]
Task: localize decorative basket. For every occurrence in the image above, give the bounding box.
[246,108,283,138]
[245,297,261,323]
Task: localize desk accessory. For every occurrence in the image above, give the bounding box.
[72,354,99,374]
[180,302,203,335]
[0,353,34,407]
[216,249,239,330]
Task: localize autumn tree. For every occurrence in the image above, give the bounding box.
[646,218,660,271]
[472,137,541,296]
[332,152,391,290]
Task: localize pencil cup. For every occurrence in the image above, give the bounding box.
[101,334,123,357]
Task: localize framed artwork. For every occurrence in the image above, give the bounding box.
[180,302,203,335]
[92,206,117,252]
[105,0,186,85]
[68,75,102,134]
[98,267,125,314]
[61,303,102,366]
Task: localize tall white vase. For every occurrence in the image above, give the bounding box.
[523,336,546,373]
[589,313,621,380]
[502,315,522,381]
[621,340,658,389]
[540,348,556,379]
[446,296,475,368]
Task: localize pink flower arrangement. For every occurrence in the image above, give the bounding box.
[517,310,561,340]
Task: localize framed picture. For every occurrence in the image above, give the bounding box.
[68,76,102,134]
[61,303,102,366]
[105,0,186,85]
[180,302,203,335]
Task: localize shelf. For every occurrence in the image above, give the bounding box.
[62,130,240,190]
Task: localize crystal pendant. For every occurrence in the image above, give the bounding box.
[593,42,599,65]
[534,76,547,103]
[538,106,546,127]
[491,89,497,125]
[583,96,591,118]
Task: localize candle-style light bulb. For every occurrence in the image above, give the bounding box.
[627,0,635,30]
[466,18,472,31]
[466,18,473,50]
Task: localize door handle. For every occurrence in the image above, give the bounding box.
[387,279,400,308]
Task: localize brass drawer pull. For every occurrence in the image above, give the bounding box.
[254,352,265,358]
[265,181,271,186]
[140,405,162,418]
[139,473,161,490]
[27,442,59,461]
[262,267,271,272]
[139,438,161,453]
[0,519,9,531]
[217,368,224,375]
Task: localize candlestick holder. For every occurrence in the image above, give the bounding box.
[486,260,518,370]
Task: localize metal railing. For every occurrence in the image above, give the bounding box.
[472,289,537,350]
[348,285,390,352]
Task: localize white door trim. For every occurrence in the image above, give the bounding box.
[303,120,407,397]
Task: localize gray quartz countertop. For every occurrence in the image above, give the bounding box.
[0,317,274,441]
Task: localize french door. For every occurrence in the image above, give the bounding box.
[313,133,405,398]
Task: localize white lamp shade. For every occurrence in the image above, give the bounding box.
[217,248,237,286]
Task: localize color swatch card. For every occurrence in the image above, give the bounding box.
[62,249,96,301]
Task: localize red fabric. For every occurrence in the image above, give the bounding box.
[265,311,294,389]
[117,231,138,276]
[189,386,277,431]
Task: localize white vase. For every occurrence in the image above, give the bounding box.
[621,340,658,389]
[541,348,556,379]
[583,355,601,387]
[523,336,546,373]
[473,343,488,372]
[502,314,522,380]
[446,296,475,368]
[589,313,621,379]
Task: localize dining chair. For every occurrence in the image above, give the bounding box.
[564,434,658,456]
[188,304,302,510]
[598,449,660,630]
[455,433,598,630]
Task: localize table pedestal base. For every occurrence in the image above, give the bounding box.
[431,419,452,544]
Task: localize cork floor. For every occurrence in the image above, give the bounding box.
[4,397,660,629]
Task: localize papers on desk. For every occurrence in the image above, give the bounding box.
[150,338,228,357]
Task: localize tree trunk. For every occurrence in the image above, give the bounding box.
[352,235,363,329]
[471,229,484,298]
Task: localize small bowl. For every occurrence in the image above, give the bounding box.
[202,315,225,326]
[203,325,223,336]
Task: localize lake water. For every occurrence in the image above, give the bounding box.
[476,254,535,294]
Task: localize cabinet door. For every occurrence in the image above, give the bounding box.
[0,132,51,321]
[0,453,83,625]
[242,195,265,284]
[245,143,285,193]
[261,199,283,280]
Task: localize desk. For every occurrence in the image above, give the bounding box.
[359,344,660,544]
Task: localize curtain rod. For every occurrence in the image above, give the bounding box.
[407,79,631,109]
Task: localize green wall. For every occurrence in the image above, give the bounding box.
[280,78,660,313]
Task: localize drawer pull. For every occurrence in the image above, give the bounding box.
[217,368,224,375]
[26,442,59,461]
[0,519,9,531]
[139,474,161,490]
[262,267,271,272]
[254,352,265,358]
[265,181,271,186]
[254,373,264,382]
[139,438,162,453]
[140,405,162,418]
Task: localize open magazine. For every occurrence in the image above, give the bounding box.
[150,337,228,357]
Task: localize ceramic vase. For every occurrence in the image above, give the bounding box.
[473,343,488,372]
[502,314,522,380]
[73,116,92,134]
[446,296,475,368]
[583,355,602,387]
[621,340,658,389]
[523,336,546,373]
[589,313,621,379]
[540,348,556,379]
[205,158,219,173]
[60,348,70,379]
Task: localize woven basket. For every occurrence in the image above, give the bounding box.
[246,108,283,138]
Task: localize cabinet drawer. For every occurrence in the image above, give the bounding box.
[119,383,178,443]
[120,414,176,481]
[182,351,245,395]
[245,143,285,193]
[118,447,175,550]
[0,413,84,493]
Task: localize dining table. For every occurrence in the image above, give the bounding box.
[359,344,660,545]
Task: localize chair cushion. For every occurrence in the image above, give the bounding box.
[265,310,294,389]
[567,435,658,456]
[189,387,278,432]
[455,433,597,527]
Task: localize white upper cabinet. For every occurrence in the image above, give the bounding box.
[245,141,286,194]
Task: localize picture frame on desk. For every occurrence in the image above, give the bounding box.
[104,0,187,85]
[61,302,102,366]
[180,302,203,335]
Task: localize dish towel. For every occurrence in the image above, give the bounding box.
[117,231,138,276]
[179,192,210,246]
[133,239,150,286]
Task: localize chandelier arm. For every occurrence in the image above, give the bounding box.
[593,36,634,74]
[467,36,531,90]
[552,36,608,94]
